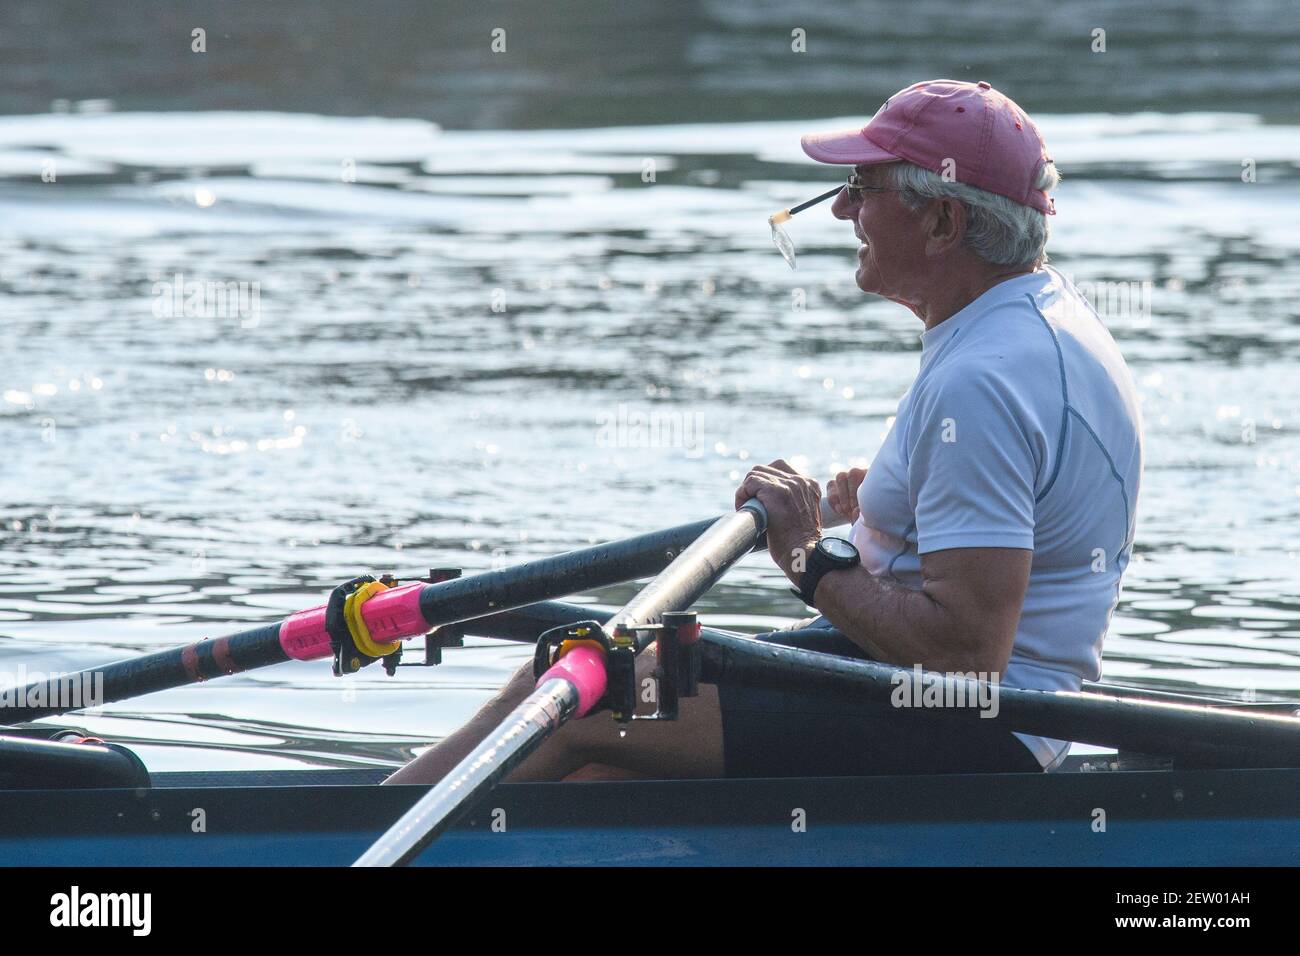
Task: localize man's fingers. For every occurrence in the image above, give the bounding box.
[850,468,867,521]
[736,463,820,508]
[748,462,797,480]
[734,482,751,511]
[735,470,777,510]
[736,459,825,520]
[752,461,819,492]
[826,471,848,520]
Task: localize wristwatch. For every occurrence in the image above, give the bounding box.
[793,537,860,607]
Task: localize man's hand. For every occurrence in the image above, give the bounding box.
[735,459,822,584]
[826,467,867,525]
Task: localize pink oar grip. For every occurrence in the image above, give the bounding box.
[538,646,608,718]
[359,583,427,643]
[280,605,330,660]
[277,583,429,660]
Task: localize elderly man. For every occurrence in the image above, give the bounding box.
[387,79,1143,785]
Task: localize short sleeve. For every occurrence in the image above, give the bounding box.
[905,366,1038,554]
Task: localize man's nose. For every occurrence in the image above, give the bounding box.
[831,187,858,221]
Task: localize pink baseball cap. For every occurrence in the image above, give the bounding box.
[801,79,1056,214]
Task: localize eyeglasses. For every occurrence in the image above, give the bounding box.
[844,172,892,203]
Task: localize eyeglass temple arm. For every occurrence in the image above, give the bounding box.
[769,184,844,225]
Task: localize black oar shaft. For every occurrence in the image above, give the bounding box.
[465,601,1300,769]
[413,516,722,627]
[354,676,579,867]
[2,623,289,725]
[698,632,1300,769]
[1084,681,1298,714]
[1,515,731,725]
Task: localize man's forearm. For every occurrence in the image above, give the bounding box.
[810,567,993,673]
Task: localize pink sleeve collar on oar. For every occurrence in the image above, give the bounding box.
[537,645,608,718]
[279,582,427,661]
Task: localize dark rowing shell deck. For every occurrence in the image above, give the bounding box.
[3,764,1299,866]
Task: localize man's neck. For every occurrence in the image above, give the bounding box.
[915,265,1040,330]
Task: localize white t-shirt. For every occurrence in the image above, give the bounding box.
[850,266,1143,768]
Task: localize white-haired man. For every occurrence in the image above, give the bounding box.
[387,79,1143,784]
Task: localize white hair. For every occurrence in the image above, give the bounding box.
[885,160,1060,268]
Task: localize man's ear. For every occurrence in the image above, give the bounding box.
[925,197,965,256]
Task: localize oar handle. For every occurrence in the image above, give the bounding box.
[739,496,768,525]
[820,496,850,530]
[609,501,768,645]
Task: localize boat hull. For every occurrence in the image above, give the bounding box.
[3,766,1298,866]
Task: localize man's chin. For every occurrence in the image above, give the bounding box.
[855,247,880,293]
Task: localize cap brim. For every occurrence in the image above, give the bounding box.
[800,128,898,165]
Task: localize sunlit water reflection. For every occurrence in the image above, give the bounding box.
[1,109,1297,770]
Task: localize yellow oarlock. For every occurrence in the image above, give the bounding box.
[343,579,403,658]
[556,638,606,661]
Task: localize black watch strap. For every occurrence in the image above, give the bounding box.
[795,563,832,607]
[792,539,859,607]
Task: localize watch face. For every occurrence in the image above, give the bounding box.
[819,537,858,562]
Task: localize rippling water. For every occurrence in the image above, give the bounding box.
[1,103,1298,770]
